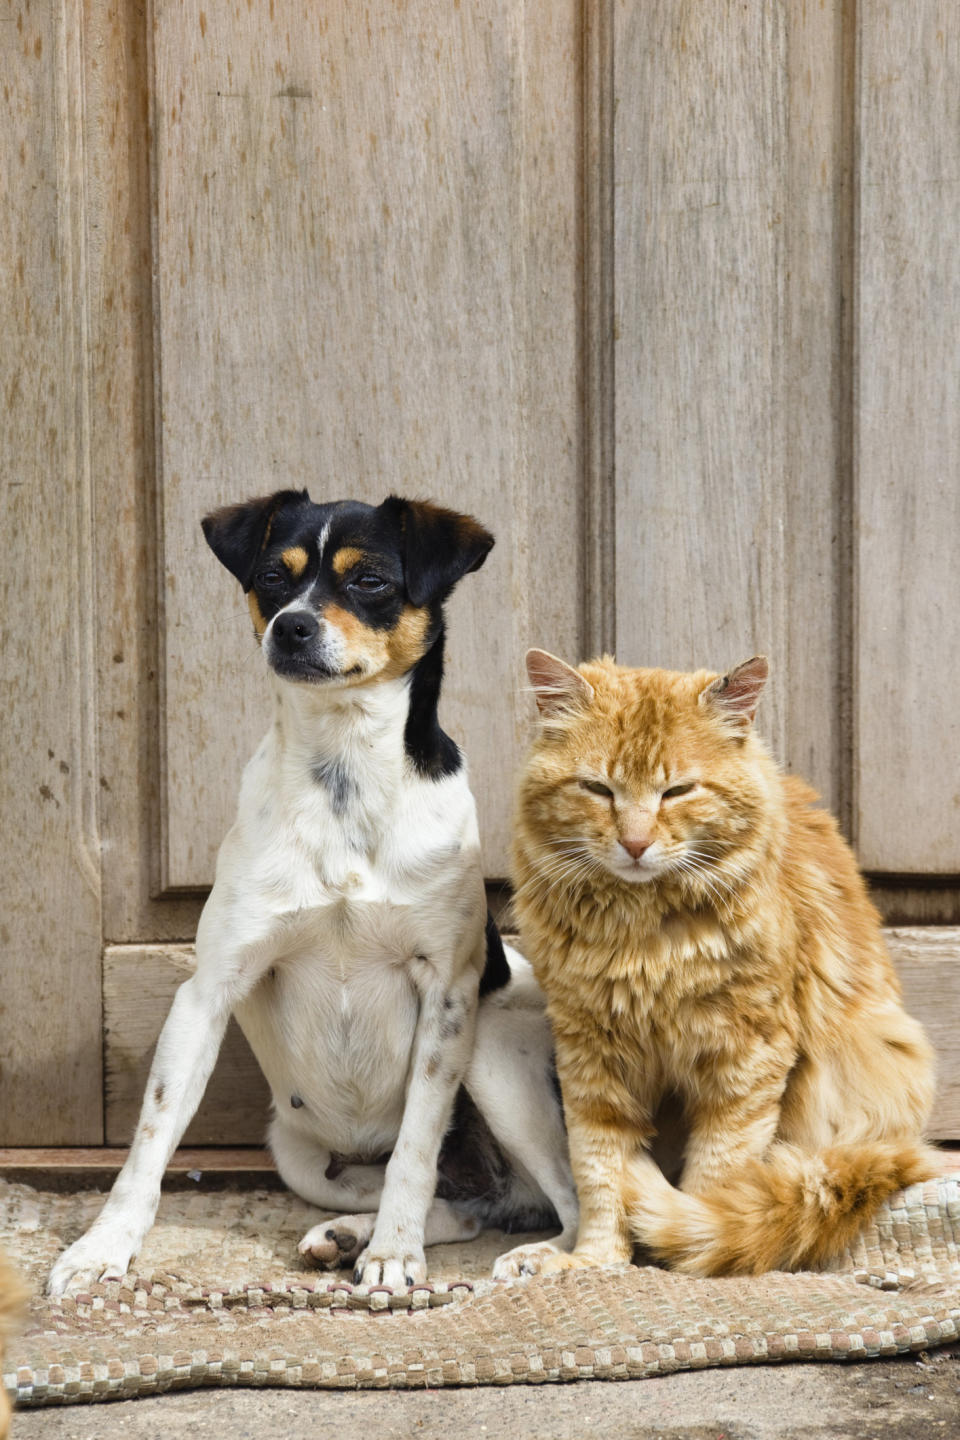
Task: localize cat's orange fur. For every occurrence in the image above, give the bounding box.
[513,650,937,1277]
[0,1253,26,1438]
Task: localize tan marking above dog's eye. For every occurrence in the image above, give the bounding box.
[332,546,366,576]
[280,545,309,578]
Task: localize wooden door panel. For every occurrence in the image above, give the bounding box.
[855,2,960,873]
[151,0,581,888]
[0,2,104,1143]
[611,1,850,819]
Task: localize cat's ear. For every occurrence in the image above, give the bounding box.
[526,649,594,718]
[699,656,768,733]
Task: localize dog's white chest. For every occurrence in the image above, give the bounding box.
[235,909,423,1157]
[204,688,485,1158]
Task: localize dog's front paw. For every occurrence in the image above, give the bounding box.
[47,1225,138,1297]
[353,1243,427,1289]
[298,1214,375,1270]
[492,1238,566,1280]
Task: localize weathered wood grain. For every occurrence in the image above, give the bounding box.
[612,3,787,760]
[0,3,104,1142]
[85,0,205,943]
[0,1148,273,1172]
[104,946,270,1146]
[854,4,960,872]
[611,2,857,818]
[886,928,960,1142]
[150,0,582,888]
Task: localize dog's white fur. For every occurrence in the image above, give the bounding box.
[49,606,576,1295]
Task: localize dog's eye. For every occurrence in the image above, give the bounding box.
[257,569,286,589]
[349,574,390,594]
[662,782,696,799]
[579,779,613,798]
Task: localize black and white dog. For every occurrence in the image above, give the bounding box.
[49,491,576,1294]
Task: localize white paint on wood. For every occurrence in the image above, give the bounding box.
[855,4,960,872]
[150,0,581,888]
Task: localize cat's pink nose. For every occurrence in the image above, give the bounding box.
[620,837,651,860]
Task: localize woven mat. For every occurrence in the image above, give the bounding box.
[4,1176,959,1407]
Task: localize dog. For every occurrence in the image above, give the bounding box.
[48,491,577,1294]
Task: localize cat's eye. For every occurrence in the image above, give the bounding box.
[662,782,696,799]
[579,779,614,798]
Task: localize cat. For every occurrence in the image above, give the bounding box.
[511,649,937,1277]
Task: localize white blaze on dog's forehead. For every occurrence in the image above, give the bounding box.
[317,520,333,564]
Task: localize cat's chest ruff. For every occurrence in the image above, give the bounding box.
[559,911,743,1040]
[599,910,731,989]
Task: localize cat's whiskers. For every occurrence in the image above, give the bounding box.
[527,839,613,901]
[667,850,740,918]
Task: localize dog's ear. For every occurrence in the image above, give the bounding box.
[201,489,309,589]
[382,497,494,607]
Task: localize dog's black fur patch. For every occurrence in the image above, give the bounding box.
[310,756,356,815]
[404,628,462,780]
[479,912,511,998]
[437,1088,559,1233]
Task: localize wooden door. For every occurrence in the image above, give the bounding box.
[3,0,959,1149]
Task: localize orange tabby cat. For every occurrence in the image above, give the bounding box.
[513,650,937,1277]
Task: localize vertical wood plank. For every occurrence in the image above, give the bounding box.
[0,3,103,1141]
[151,0,581,887]
[611,3,852,815]
[86,0,205,943]
[582,0,617,658]
[612,2,789,758]
[782,0,855,822]
[855,2,960,873]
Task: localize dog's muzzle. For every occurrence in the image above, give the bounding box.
[265,609,340,680]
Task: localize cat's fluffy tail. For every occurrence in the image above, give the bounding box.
[625,1141,939,1276]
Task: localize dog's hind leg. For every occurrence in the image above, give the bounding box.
[272,1121,481,1273]
[299,1199,480,1272]
[268,1118,386,1211]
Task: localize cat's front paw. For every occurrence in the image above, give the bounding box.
[492,1239,566,1279]
[298,1213,375,1270]
[536,1247,616,1276]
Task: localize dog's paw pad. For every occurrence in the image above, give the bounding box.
[299,1216,372,1270]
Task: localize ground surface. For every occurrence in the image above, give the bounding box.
[12,1347,960,1439]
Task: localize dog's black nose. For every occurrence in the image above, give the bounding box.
[272,610,319,651]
